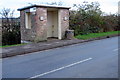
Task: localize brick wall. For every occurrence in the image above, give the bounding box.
[20,8,47,42]
[35,7,47,42]
[20,7,69,42]
[59,9,69,39]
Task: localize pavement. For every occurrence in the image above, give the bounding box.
[1,34,119,58]
[2,36,118,78]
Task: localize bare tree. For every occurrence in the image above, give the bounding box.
[50,1,63,6]
[43,1,64,6]
[0,8,14,18]
[0,8,21,45]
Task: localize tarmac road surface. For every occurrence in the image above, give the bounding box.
[2,37,118,79]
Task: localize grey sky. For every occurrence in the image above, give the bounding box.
[0,0,119,17]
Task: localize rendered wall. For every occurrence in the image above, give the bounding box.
[47,11,58,38]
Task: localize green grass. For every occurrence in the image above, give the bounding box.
[75,31,119,40]
[0,43,27,48]
[1,31,119,48]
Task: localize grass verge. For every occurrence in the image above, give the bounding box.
[75,31,119,40]
[0,43,27,48]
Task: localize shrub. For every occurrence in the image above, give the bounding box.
[69,2,119,36]
[0,8,21,46]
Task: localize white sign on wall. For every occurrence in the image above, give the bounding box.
[30,7,36,12]
[39,16,44,21]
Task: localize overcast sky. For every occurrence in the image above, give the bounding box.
[0,0,119,17]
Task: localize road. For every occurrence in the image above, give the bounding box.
[2,37,118,78]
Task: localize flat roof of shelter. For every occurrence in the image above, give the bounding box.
[18,4,71,11]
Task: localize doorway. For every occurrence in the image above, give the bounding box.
[47,10,58,38]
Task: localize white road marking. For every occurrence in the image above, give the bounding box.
[113,48,120,51]
[27,58,92,79]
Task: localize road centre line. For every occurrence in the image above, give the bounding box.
[27,57,92,79]
[113,48,120,51]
